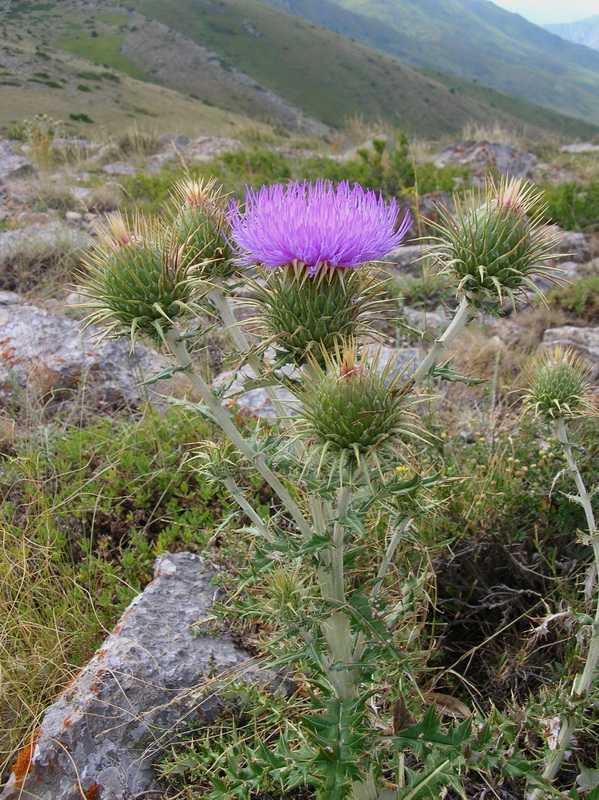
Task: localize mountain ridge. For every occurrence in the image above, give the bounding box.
[545,16,599,54]
[256,0,599,126]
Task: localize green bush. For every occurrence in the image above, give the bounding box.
[548,275,599,323]
[544,180,599,231]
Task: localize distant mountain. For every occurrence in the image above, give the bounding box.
[0,0,597,141]
[258,0,599,126]
[545,16,599,53]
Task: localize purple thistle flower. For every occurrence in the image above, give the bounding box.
[227,180,411,276]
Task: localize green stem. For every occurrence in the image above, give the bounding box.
[556,418,599,603]
[222,475,273,543]
[165,328,313,542]
[331,485,352,605]
[528,418,599,800]
[208,283,292,425]
[410,297,476,386]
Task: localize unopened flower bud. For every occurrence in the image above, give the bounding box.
[79,212,196,344]
[523,346,596,420]
[428,177,561,308]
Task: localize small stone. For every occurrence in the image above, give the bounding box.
[102,162,137,176]
[65,210,83,221]
[380,243,424,276]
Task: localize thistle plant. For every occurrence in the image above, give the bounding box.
[78,174,572,799]
[523,348,598,800]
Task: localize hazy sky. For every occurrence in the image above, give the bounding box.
[491,0,597,25]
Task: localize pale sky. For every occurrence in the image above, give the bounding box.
[491,0,598,25]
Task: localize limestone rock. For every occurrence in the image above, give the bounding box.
[546,226,593,263]
[0,140,32,181]
[147,136,244,171]
[0,295,175,408]
[540,325,599,379]
[434,140,536,177]
[102,162,137,176]
[0,221,89,291]
[0,553,272,800]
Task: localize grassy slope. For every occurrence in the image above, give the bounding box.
[258,0,599,126]
[0,29,270,138]
[94,0,598,137]
[1,0,597,139]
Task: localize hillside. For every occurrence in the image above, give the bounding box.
[0,26,278,139]
[257,0,599,127]
[0,0,597,142]
[546,16,599,53]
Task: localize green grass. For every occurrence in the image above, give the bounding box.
[548,276,599,323]
[58,31,147,80]
[97,12,129,25]
[0,405,249,771]
[98,0,598,138]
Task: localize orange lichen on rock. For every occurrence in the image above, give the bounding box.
[83,784,100,800]
[12,728,41,786]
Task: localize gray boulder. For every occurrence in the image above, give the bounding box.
[0,294,175,408]
[559,143,599,154]
[546,226,593,263]
[0,140,32,181]
[434,140,536,177]
[0,553,273,800]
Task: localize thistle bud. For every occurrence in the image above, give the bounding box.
[428,177,561,307]
[294,345,420,479]
[523,346,596,420]
[170,177,236,279]
[79,212,196,344]
[251,266,389,366]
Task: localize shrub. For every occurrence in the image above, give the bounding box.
[548,275,599,323]
[544,180,599,231]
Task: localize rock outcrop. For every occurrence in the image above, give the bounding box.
[0,293,176,409]
[435,140,536,178]
[1,553,273,800]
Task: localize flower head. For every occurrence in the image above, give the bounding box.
[522,346,596,420]
[228,180,411,276]
[427,177,562,308]
[292,343,423,483]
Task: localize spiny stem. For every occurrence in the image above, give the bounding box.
[208,283,292,426]
[165,328,313,542]
[528,418,599,799]
[410,296,476,386]
[331,485,352,605]
[556,418,599,603]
